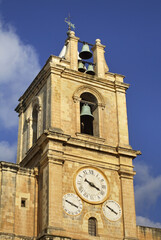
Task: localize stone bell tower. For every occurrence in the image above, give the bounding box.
[13,29,140,240]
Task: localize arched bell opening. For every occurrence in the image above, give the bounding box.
[80,92,99,137]
[32,105,39,144]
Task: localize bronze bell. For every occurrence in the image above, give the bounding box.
[86,64,95,75]
[80,104,94,120]
[78,61,86,73]
[79,43,92,59]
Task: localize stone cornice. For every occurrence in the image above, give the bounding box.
[117,146,141,157]
[19,141,42,168]
[123,238,139,240]
[137,225,161,231]
[55,65,129,93]
[15,56,130,113]
[0,232,33,240]
[44,130,140,159]
[115,81,130,93]
[40,150,65,169]
[119,168,136,179]
[0,161,37,176]
[19,130,140,168]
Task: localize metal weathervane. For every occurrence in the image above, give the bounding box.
[65,14,75,31]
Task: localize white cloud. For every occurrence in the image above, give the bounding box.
[134,162,161,227]
[0,20,40,128]
[0,141,17,162]
[136,216,161,228]
[134,163,161,211]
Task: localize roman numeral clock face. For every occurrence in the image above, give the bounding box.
[74,167,110,204]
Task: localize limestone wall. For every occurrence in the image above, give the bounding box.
[0,162,38,239]
[137,226,161,240]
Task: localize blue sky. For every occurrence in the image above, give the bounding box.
[0,0,161,228]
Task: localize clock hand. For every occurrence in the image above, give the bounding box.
[84,178,100,191]
[93,185,100,191]
[106,205,118,215]
[65,200,78,208]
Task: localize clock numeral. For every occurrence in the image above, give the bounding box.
[101,179,104,182]
[77,181,81,185]
[89,170,94,175]
[90,195,94,200]
[100,190,105,195]
[79,186,83,193]
[83,170,87,174]
[83,192,88,198]
[102,185,106,189]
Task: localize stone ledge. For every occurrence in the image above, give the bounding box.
[137,225,161,238]
[0,161,36,176]
[0,232,33,240]
[75,132,105,144]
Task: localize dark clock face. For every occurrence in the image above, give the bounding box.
[74,167,109,204]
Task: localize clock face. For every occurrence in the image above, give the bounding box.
[63,193,83,216]
[74,167,109,204]
[102,200,122,221]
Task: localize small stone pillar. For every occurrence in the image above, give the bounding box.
[65,31,79,71]
[92,39,109,78]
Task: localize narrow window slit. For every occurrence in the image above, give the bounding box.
[88,217,97,236]
[21,198,26,208]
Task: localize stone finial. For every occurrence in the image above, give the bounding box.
[67,30,75,38]
[95,39,101,44]
[70,31,75,37]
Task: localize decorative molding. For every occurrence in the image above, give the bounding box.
[75,132,105,144]
[72,96,81,103]
[123,238,139,240]
[73,84,105,106]
[117,146,141,158]
[0,161,36,177]
[0,232,33,240]
[98,102,105,110]
[119,169,136,179]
